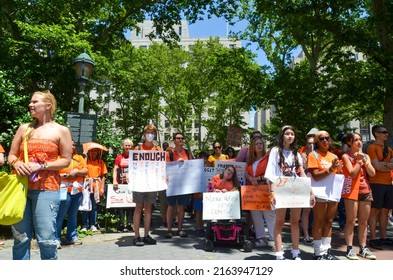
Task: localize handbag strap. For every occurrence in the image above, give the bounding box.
[23,127,31,164]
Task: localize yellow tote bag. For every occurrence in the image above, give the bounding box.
[0,172,28,225]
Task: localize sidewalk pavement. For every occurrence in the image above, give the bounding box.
[0,209,392,260]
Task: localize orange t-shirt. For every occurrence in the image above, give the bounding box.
[166,148,191,162]
[0,144,4,153]
[307,150,337,172]
[134,143,162,151]
[210,174,235,191]
[59,154,87,184]
[366,143,393,185]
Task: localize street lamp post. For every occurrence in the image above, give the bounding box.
[73,50,95,113]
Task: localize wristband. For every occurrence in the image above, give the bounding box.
[40,162,48,170]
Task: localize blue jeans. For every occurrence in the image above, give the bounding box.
[81,193,97,228]
[12,190,60,260]
[56,192,83,242]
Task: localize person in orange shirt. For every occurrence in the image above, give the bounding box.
[341,132,376,260]
[307,130,343,260]
[366,124,393,249]
[210,165,239,192]
[56,140,88,246]
[8,90,72,260]
[132,123,161,246]
[81,147,108,232]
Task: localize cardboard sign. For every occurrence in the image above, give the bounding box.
[226,125,243,147]
[214,161,246,186]
[128,150,167,192]
[308,173,345,202]
[270,176,312,208]
[106,184,135,208]
[241,185,272,210]
[203,191,241,220]
[166,159,206,196]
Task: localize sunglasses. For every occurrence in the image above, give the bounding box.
[377,130,388,134]
[176,137,184,140]
[214,146,221,149]
[318,137,330,142]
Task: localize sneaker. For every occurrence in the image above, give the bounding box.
[178,230,188,238]
[291,250,301,260]
[165,231,173,239]
[90,225,98,232]
[255,238,268,247]
[313,254,326,260]
[143,235,157,245]
[133,237,144,246]
[61,238,83,246]
[276,255,286,260]
[80,227,87,233]
[126,224,133,232]
[118,225,125,232]
[359,247,377,260]
[303,237,313,245]
[346,248,359,260]
[369,239,383,250]
[324,249,335,260]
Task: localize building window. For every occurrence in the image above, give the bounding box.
[165,120,170,128]
[193,133,199,141]
[178,26,182,36]
[229,44,236,49]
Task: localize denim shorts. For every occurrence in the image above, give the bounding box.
[166,194,190,206]
[193,198,203,211]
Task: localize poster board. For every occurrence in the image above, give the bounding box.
[214,161,246,186]
[308,173,344,202]
[106,184,135,208]
[128,150,167,192]
[241,185,272,210]
[166,159,206,196]
[226,125,243,147]
[269,176,312,208]
[203,191,241,220]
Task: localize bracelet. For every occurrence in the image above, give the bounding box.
[10,158,20,167]
[40,162,48,170]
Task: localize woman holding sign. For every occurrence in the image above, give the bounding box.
[341,132,376,260]
[265,125,314,260]
[245,136,275,248]
[307,130,343,260]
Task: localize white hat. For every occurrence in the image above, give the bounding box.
[307,128,319,137]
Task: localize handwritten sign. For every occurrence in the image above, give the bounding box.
[203,192,241,220]
[106,184,135,208]
[129,150,167,192]
[308,173,344,202]
[215,161,246,186]
[270,176,311,208]
[226,126,244,147]
[241,185,272,210]
[166,159,206,196]
[204,167,216,192]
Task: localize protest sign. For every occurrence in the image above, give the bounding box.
[128,150,167,192]
[308,173,344,202]
[270,176,312,208]
[166,159,206,196]
[106,184,135,208]
[214,161,246,186]
[204,166,216,192]
[241,185,272,210]
[226,126,243,147]
[203,191,241,220]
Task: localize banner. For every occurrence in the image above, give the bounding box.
[214,161,246,186]
[128,150,167,192]
[106,184,135,208]
[202,191,241,220]
[270,176,312,208]
[166,159,206,196]
[241,185,272,210]
[204,167,216,192]
[308,173,345,202]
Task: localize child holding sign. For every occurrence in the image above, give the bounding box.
[265,125,314,260]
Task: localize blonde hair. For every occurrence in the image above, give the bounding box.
[27,90,57,139]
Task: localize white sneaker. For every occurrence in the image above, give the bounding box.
[81,227,87,232]
[90,225,98,231]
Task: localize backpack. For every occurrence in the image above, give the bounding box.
[168,148,192,161]
[362,140,374,154]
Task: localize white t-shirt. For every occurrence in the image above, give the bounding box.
[265,146,303,181]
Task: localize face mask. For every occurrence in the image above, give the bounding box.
[145,133,154,142]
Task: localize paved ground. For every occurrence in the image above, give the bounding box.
[0,209,392,260]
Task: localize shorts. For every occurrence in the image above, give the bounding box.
[166,194,190,206]
[193,198,203,211]
[132,191,157,204]
[370,184,393,209]
[358,192,373,202]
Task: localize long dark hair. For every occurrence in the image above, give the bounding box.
[277,125,300,169]
[219,165,240,190]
